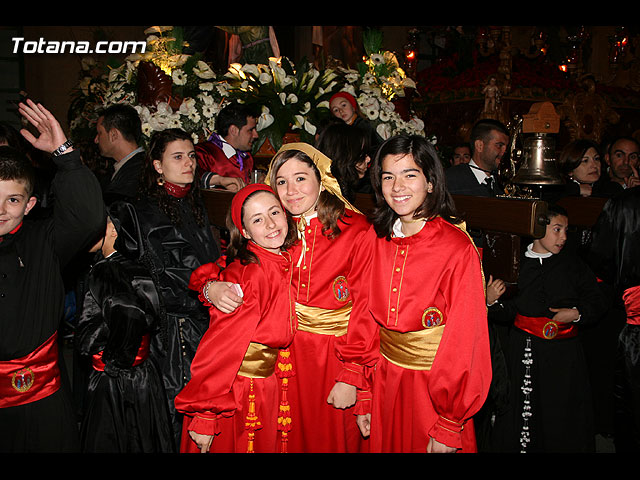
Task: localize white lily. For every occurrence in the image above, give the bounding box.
[257,106,274,131]
[194,60,215,79]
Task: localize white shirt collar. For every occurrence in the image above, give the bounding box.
[391,217,426,238]
[112,146,144,178]
[525,242,553,263]
[468,159,492,185]
[220,137,239,159]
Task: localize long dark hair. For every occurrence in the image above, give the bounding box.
[138,128,206,227]
[317,122,371,203]
[224,189,297,265]
[370,134,461,240]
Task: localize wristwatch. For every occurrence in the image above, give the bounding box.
[51,139,73,157]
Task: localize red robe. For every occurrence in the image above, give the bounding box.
[337,217,492,453]
[195,137,254,186]
[283,210,371,453]
[174,244,296,453]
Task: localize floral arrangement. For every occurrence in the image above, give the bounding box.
[325,28,425,142]
[68,26,223,146]
[220,56,340,152]
[68,26,427,154]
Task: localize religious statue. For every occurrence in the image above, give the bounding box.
[482,75,500,114]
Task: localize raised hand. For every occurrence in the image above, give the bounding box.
[18,99,71,154]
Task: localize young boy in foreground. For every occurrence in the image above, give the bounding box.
[0,100,105,452]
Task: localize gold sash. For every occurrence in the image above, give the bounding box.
[238,342,279,379]
[295,301,351,337]
[379,325,445,371]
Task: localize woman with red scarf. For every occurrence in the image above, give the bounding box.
[134,128,221,450]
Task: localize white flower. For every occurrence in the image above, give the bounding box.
[202,104,217,118]
[287,93,298,104]
[141,122,154,136]
[376,122,393,140]
[199,82,214,91]
[179,98,196,115]
[292,115,316,135]
[144,26,173,35]
[194,60,215,79]
[302,69,320,92]
[168,115,182,129]
[370,53,385,65]
[135,105,152,122]
[242,64,261,78]
[172,69,186,86]
[259,72,272,85]
[108,64,126,83]
[188,110,201,123]
[360,96,380,115]
[278,92,287,105]
[257,106,274,131]
[216,82,231,97]
[269,59,293,88]
[198,93,214,105]
[167,54,189,69]
[403,77,417,89]
[226,63,246,80]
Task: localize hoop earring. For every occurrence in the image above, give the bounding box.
[157,176,165,186]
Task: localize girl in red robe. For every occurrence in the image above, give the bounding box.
[174,184,298,453]
[335,134,493,453]
[206,143,371,453]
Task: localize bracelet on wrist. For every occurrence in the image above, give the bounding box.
[202,280,214,304]
[51,139,73,157]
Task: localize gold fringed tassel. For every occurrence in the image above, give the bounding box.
[276,348,294,453]
[245,378,261,453]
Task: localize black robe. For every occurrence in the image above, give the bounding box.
[488,247,608,453]
[76,250,174,453]
[589,186,640,451]
[134,193,220,449]
[0,149,104,453]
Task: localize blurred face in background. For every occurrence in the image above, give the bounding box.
[570,147,601,184]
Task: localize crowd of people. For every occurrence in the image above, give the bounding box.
[1,88,639,455]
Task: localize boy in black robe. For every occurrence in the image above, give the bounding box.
[0,100,104,452]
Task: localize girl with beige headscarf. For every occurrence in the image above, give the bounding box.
[205,142,372,453]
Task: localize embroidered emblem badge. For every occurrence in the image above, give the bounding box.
[332,276,349,302]
[422,307,443,328]
[543,321,559,339]
[11,367,35,393]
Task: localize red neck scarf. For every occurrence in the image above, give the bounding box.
[163,181,191,198]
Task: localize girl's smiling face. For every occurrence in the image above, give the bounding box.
[380,152,432,224]
[274,158,322,216]
[241,191,289,253]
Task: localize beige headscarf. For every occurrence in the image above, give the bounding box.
[265,142,360,214]
[265,142,361,266]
